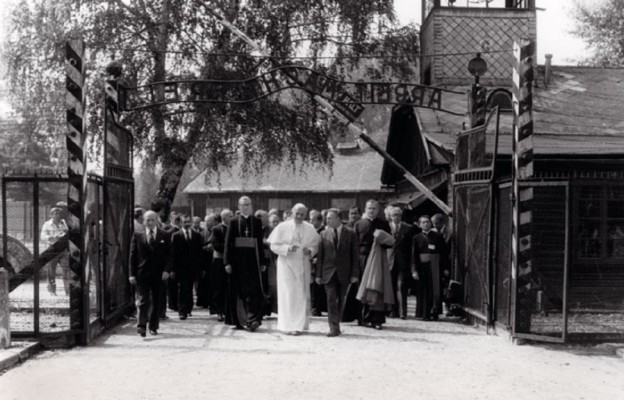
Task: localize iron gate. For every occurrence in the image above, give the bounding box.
[102,177,133,322]
[1,173,133,339]
[512,183,569,342]
[454,182,492,322]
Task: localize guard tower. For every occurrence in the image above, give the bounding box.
[420,0,536,86]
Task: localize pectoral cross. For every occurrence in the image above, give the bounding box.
[245,226,250,237]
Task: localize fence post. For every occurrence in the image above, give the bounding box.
[0,268,10,349]
[66,40,87,342]
[511,38,535,336]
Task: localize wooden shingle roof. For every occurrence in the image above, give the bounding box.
[417,66,624,157]
[183,150,386,194]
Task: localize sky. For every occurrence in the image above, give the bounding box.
[394,0,605,65]
[0,0,604,66]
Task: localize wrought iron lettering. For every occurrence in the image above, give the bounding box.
[120,65,464,117]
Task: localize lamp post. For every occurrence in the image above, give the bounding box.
[468,53,488,128]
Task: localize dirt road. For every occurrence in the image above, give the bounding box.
[0,307,622,400]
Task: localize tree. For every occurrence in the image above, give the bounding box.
[574,0,624,66]
[4,0,419,218]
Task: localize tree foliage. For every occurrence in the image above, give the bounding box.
[574,0,624,66]
[3,0,419,215]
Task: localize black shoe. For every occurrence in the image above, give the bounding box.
[217,314,225,322]
[248,321,260,332]
[233,325,245,330]
[137,327,146,337]
[326,331,339,337]
[432,314,439,321]
[159,315,169,320]
[400,315,407,320]
[149,329,158,335]
[188,312,192,317]
[179,314,187,320]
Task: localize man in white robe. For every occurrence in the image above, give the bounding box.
[268,203,320,335]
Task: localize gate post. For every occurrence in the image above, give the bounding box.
[511,39,535,335]
[65,40,87,342]
[0,268,9,349]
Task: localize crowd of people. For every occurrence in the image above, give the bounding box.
[129,196,454,338]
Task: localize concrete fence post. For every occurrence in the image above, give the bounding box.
[0,268,10,349]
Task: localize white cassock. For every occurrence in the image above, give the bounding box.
[268,220,320,332]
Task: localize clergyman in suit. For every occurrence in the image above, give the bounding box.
[171,214,204,320]
[388,206,416,319]
[354,199,392,328]
[412,215,448,321]
[129,210,171,337]
[224,196,267,332]
[315,208,359,337]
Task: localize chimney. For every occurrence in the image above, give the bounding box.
[544,54,553,87]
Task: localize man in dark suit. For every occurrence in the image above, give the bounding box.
[129,210,171,337]
[212,211,231,323]
[353,199,392,328]
[432,213,453,312]
[196,214,215,309]
[346,206,361,229]
[309,209,326,317]
[171,214,203,320]
[388,206,417,319]
[412,215,448,321]
[224,196,267,332]
[315,208,359,337]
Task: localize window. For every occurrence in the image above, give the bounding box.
[331,198,356,212]
[486,89,513,113]
[331,198,356,220]
[205,197,231,216]
[576,185,624,260]
[268,198,292,214]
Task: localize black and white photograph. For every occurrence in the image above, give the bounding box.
[0,0,623,399]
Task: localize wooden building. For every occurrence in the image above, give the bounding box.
[183,106,452,220]
[418,1,624,342]
[183,151,387,218]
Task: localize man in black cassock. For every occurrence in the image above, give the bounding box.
[352,199,392,329]
[212,210,231,323]
[412,215,448,321]
[224,196,267,332]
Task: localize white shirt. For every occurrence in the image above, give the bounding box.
[145,228,156,239]
[41,218,68,247]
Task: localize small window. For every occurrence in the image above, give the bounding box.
[575,185,624,261]
[331,198,356,220]
[205,197,231,216]
[487,89,513,112]
[268,198,292,214]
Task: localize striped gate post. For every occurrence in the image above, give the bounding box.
[511,39,535,335]
[104,79,120,173]
[65,40,87,334]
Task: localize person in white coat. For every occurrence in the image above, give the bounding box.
[268,203,320,335]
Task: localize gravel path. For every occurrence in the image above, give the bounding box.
[0,306,622,400]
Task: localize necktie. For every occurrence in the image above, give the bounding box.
[185,229,191,241]
[149,230,155,245]
[333,228,338,250]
